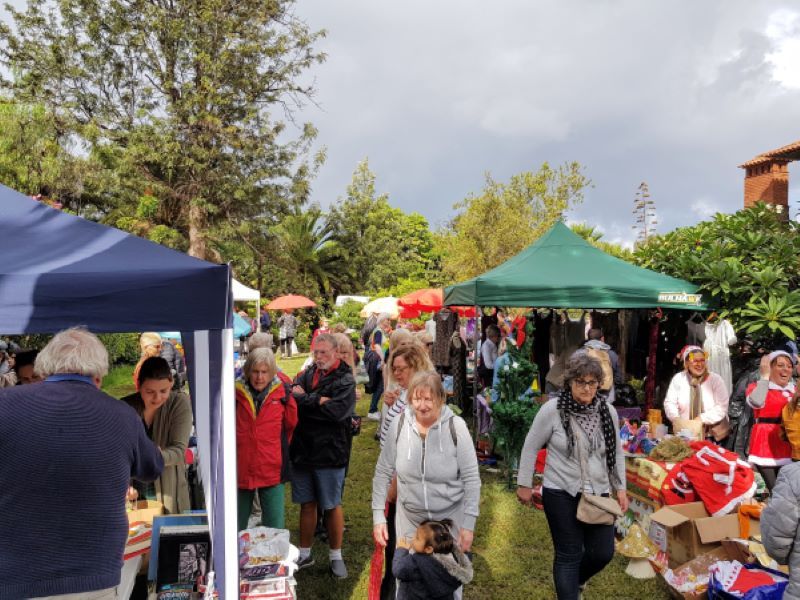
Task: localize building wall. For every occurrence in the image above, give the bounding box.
[743,161,789,214]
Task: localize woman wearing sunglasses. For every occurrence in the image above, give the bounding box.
[516,352,627,599]
[664,345,729,440]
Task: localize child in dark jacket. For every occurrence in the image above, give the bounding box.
[392,519,474,600]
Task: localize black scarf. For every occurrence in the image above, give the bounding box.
[557,388,619,487]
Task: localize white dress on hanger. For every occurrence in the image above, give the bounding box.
[703,319,737,396]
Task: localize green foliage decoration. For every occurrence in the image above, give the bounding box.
[490,318,541,489]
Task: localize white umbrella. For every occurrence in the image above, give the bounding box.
[360,296,400,319]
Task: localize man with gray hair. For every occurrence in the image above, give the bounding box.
[290,333,356,578]
[0,327,164,599]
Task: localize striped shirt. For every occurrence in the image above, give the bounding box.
[379,389,408,447]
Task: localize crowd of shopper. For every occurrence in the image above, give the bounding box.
[9,305,800,600]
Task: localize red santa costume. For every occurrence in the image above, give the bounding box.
[746,380,794,467]
[661,442,755,516]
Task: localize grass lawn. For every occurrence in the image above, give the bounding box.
[107,357,672,598]
[275,357,673,600]
[103,364,138,398]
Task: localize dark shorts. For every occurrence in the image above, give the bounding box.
[290,466,346,510]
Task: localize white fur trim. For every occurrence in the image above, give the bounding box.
[747,455,793,467]
[711,481,757,517]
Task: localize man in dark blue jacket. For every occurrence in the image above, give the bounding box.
[0,327,163,600]
[290,333,356,579]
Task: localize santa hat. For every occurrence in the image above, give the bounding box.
[768,350,796,366]
[680,345,704,363]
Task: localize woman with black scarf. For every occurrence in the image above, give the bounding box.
[516,352,627,600]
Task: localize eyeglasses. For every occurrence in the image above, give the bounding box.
[573,379,599,389]
[392,364,410,373]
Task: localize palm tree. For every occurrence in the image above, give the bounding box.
[273,208,345,298]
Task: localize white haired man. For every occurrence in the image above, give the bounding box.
[290,333,356,578]
[0,327,164,599]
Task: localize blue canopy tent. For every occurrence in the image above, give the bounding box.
[0,188,239,599]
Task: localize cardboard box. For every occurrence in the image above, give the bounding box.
[658,542,758,600]
[128,499,164,525]
[658,546,729,600]
[649,502,740,567]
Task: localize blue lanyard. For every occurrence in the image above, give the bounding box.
[44,373,96,386]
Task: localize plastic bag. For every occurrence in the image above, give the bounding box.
[239,527,290,567]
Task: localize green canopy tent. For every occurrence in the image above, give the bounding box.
[443,221,705,309]
[444,221,707,409]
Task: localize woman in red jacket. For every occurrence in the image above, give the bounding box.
[236,347,298,531]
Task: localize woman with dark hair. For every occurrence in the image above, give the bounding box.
[516,352,627,600]
[123,356,193,514]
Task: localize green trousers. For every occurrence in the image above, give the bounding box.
[238,483,285,532]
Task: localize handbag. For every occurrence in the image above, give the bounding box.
[706,416,731,442]
[573,418,623,526]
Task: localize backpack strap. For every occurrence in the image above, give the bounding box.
[450,417,457,447]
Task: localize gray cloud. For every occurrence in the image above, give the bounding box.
[293,0,800,240]
[4,0,799,240]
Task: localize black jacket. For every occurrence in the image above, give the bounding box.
[290,360,356,468]
[393,547,473,600]
[160,341,186,389]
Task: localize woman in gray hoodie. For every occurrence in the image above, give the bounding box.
[372,371,480,595]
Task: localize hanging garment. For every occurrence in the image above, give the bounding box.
[449,331,467,411]
[703,319,737,395]
[686,318,706,346]
[432,309,458,368]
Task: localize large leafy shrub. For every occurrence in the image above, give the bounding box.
[635,204,800,343]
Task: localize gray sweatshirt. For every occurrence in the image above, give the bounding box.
[372,405,481,531]
[517,398,625,495]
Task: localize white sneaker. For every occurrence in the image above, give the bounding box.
[367,412,381,421]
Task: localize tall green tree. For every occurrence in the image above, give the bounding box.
[438,162,592,282]
[1,0,326,259]
[327,159,435,293]
[0,99,106,210]
[272,208,345,299]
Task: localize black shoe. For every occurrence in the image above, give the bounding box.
[296,555,315,570]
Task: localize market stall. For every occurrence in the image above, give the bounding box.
[443,221,708,406]
[0,187,239,599]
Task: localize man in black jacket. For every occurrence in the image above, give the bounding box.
[290,333,356,578]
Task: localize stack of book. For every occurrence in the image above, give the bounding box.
[240,563,296,600]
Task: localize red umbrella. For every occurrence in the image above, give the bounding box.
[265,294,317,310]
[398,288,476,317]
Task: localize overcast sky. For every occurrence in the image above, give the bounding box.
[4,1,800,246]
[290,0,800,246]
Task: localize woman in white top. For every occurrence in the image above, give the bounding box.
[664,345,729,433]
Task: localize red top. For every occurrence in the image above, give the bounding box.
[236,372,298,489]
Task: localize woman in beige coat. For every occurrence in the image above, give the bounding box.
[123,356,193,514]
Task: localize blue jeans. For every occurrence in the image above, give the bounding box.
[369,378,384,413]
[542,487,615,600]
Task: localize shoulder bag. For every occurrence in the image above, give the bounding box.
[573,419,623,526]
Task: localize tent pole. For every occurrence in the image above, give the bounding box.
[645,310,659,411]
[473,305,480,449]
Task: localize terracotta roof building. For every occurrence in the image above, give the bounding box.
[739,140,800,219]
